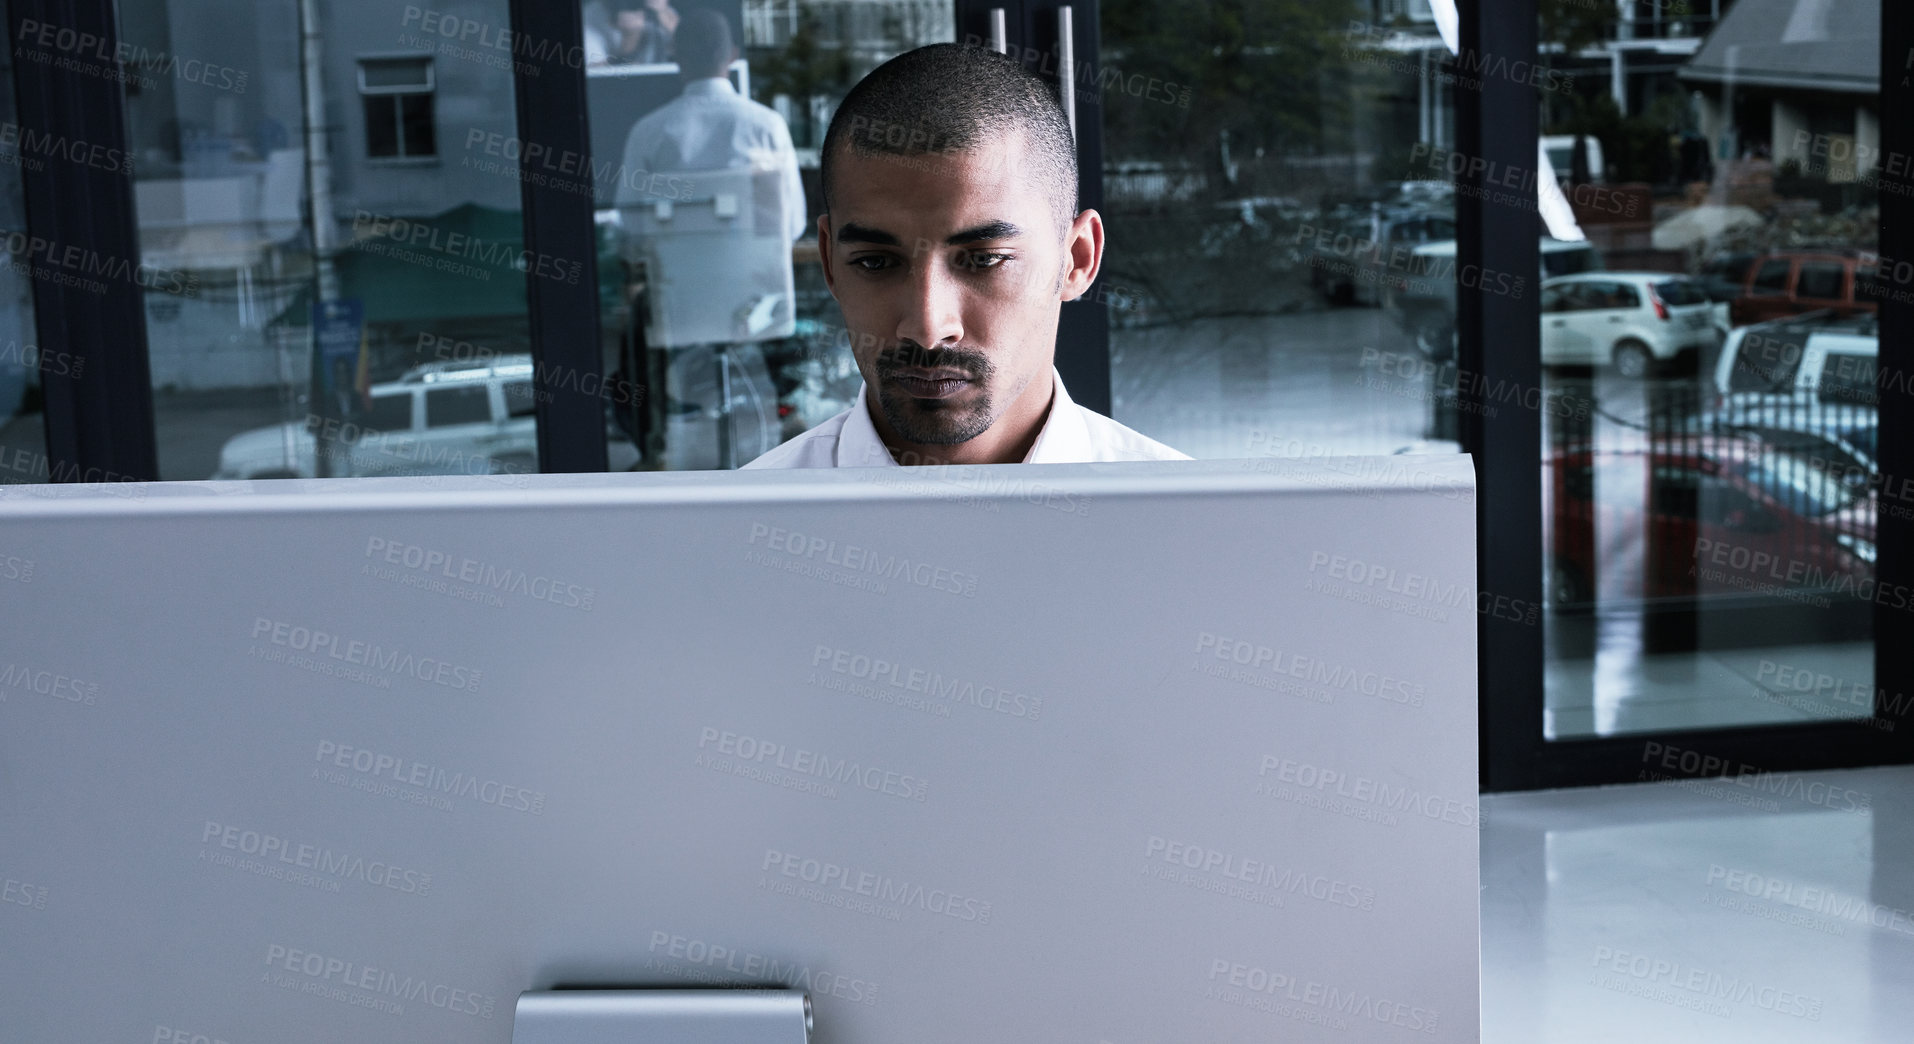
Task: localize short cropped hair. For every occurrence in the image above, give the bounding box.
[821,43,1078,234]
[673,10,732,78]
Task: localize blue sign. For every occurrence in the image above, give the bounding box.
[315,298,364,362]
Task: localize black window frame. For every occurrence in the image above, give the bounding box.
[13,0,1912,792]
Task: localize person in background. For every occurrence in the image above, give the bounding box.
[615,9,807,467]
[583,0,679,66]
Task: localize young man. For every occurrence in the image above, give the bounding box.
[742,44,1187,468]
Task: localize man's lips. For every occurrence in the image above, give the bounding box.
[886,369,974,399]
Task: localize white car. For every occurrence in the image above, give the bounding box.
[212,355,640,480]
[1541,273,1719,377]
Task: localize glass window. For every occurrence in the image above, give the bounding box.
[360,58,437,160]
[1540,0,1877,739]
[1749,257,1792,295]
[362,390,414,432]
[120,0,539,481]
[1651,280,1707,307]
[0,44,44,487]
[589,2,953,471]
[426,383,492,426]
[1796,260,1845,301]
[1103,5,1461,459]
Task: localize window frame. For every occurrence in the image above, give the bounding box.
[356,53,438,161]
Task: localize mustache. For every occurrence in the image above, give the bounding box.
[874,343,994,378]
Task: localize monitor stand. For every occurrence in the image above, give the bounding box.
[513,990,811,1043]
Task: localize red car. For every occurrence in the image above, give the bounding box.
[1728,250,1880,327]
[1547,434,1874,610]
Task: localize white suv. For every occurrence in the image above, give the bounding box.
[212,355,639,479]
[1541,272,1720,377]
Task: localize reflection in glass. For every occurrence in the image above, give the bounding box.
[1540,0,1879,737]
[113,0,549,481]
[593,1,952,471]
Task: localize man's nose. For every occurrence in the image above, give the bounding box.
[895,256,964,350]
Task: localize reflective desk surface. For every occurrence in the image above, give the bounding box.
[1483,764,1914,1042]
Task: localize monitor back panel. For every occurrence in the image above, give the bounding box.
[0,459,1481,1043]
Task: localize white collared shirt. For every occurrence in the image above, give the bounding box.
[617,77,808,243]
[740,367,1189,468]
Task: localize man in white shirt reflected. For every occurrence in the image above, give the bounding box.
[743,44,1186,469]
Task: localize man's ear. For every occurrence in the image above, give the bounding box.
[1060,208,1104,302]
[816,213,837,298]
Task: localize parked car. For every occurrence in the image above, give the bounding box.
[1547,434,1874,611]
[1540,273,1720,377]
[1728,249,1879,326]
[211,354,641,480]
[1693,250,1759,304]
[1307,206,1456,307]
[1711,312,1876,402]
[1391,237,1604,360]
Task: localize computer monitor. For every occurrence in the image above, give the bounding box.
[0,457,1480,1042]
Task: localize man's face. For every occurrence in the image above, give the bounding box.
[819,130,1100,447]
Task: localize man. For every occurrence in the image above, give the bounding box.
[616,9,806,466]
[743,43,1186,469]
[618,10,806,243]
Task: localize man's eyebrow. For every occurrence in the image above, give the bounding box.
[835,223,900,246]
[945,220,1023,245]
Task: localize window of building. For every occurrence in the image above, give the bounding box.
[359,56,437,159]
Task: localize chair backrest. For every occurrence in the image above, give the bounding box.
[618,165,795,348]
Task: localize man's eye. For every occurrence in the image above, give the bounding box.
[849,255,896,272]
[960,252,1012,270]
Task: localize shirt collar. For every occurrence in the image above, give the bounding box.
[836,366,1086,467]
[682,76,736,97]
